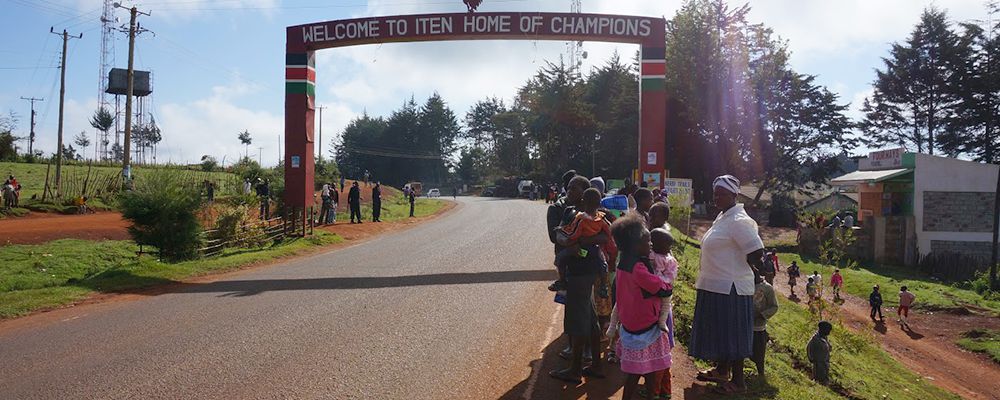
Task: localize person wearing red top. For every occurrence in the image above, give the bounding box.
[8,175,19,207]
[830,269,844,300]
[605,214,672,400]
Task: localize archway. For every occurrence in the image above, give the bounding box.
[284,12,666,227]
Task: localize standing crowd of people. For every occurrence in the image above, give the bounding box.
[313,178,420,225]
[2,175,21,209]
[543,171,852,397]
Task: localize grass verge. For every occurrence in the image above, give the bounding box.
[956,329,1000,365]
[336,196,445,223]
[0,161,236,204]
[778,254,1000,316]
[671,232,958,399]
[0,207,30,219]
[0,232,341,319]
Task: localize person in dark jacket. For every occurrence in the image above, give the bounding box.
[348,181,362,224]
[372,182,382,222]
[329,183,339,224]
[869,285,884,321]
[255,179,270,219]
[408,189,416,217]
[807,321,833,385]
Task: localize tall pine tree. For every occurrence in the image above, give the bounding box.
[861,7,966,155]
[942,5,1000,163]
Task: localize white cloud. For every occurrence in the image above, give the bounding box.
[847,88,874,121]
[748,0,986,61]
[34,0,990,168]
[157,80,284,166]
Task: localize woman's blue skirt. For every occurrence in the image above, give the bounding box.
[688,285,753,361]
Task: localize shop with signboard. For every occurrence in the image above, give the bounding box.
[831,149,999,269]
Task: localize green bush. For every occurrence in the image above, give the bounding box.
[212,204,268,249]
[118,170,203,261]
[667,193,692,234]
[967,270,1000,300]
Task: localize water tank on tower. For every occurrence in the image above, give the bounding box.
[106,68,152,96]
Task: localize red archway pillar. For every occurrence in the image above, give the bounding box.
[284,50,315,230]
[639,44,666,188]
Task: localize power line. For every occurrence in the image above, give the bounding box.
[0,66,59,70]
[145,0,528,11]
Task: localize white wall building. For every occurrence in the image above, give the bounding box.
[831,149,998,267]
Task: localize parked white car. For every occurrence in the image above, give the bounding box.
[427,188,440,197]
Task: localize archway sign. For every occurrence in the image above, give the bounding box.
[285,12,666,223]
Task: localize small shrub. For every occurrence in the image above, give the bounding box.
[118,170,203,261]
[212,204,268,249]
[819,227,858,269]
[667,194,692,235]
[966,270,1000,300]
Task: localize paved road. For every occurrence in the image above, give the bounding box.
[0,198,602,399]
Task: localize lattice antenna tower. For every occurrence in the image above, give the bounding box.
[97,0,117,160]
[566,0,586,74]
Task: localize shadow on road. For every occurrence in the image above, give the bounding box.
[180,269,559,297]
[498,335,625,400]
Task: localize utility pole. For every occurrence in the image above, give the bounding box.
[50,28,83,197]
[19,97,43,156]
[115,3,150,183]
[258,146,263,165]
[316,105,327,162]
[987,1,999,290]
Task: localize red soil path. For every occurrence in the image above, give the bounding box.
[0,212,130,245]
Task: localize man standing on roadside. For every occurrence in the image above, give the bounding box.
[255,178,270,219]
[408,188,416,217]
[329,182,339,224]
[348,181,362,224]
[372,182,382,222]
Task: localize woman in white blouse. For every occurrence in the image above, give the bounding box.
[690,175,765,395]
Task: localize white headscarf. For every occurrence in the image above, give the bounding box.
[322,184,330,197]
[712,175,741,195]
[589,176,606,194]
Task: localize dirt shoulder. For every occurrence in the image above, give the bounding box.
[0,212,131,245]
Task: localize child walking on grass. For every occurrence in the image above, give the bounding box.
[605,214,673,400]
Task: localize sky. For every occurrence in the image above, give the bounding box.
[0,0,992,167]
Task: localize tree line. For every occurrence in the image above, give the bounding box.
[862,4,999,163]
